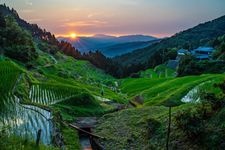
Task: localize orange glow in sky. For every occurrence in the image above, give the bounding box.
[56,33,94,38]
[6,0,224,38]
[70,33,77,39]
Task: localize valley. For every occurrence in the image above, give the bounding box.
[1,3,225,150]
[1,52,224,149]
[58,34,158,57]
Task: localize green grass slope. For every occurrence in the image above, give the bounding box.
[0,61,22,95]
[140,65,175,78]
[121,74,225,106]
[35,52,126,103]
[94,106,168,150]
[0,58,123,150]
[94,77,225,149]
[38,52,114,84]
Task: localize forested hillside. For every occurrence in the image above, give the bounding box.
[114,15,225,72]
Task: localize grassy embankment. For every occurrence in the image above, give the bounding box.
[121,74,224,106]
[94,73,225,149]
[0,53,124,150]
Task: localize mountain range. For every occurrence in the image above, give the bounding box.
[58,34,158,57]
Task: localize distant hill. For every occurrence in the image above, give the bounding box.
[58,34,158,57]
[114,15,225,67]
[102,40,159,57]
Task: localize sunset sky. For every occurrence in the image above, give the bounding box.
[2,0,225,37]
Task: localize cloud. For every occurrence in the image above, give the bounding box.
[125,1,138,6]
[120,0,139,6]
[87,14,94,18]
[71,8,81,12]
[20,9,34,13]
[87,12,100,18]
[28,18,43,22]
[61,20,108,27]
[25,0,33,6]
[59,19,71,22]
[87,12,106,18]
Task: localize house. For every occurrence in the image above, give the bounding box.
[176,49,190,60]
[191,47,215,60]
[167,46,215,71]
[177,49,190,56]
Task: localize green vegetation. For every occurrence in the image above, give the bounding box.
[35,52,126,103]
[94,106,168,149]
[1,4,225,150]
[0,133,56,150]
[173,80,225,149]
[139,65,175,78]
[114,15,225,76]
[0,61,22,95]
[140,68,158,78]
[153,65,175,78]
[0,16,37,63]
[95,78,225,149]
[29,82,85,105]
[177,55,225,76]
[212,34,225,60]
[0,57,121,150]
[39,52,113,84]
[61,125,81,150]
[52,93,105,121]
[121,74,225,106]
[177,34,225,77]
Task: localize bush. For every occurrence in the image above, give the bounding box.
[175,109,205,141]
[201,92,225,111]
[59,92,99,107]
[175,80,225,147]
[0,16,38,63]
[147,118,161,137]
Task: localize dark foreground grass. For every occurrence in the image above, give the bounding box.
[94,106,168,150]
[0,133,57,150]
[61,124,81,150]
[52,92,105,121]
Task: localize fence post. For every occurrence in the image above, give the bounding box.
[36,129,42,146]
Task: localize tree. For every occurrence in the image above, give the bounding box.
[0,13,6,28]
[174,80,225,148]
[3,16,37,62]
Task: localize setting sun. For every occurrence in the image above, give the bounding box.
[70,33,77,39]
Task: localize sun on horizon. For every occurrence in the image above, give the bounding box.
[69,33,77,39]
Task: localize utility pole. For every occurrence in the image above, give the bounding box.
[166,106,172,150]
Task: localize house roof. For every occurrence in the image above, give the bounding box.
[177,49,190,55]
[194,47,214,52]
[178,49,188,53]
[195,54,210,59]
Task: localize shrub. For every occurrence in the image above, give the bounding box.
[59,92,99,107]
[1,16,38,63]
[174,108,206,142]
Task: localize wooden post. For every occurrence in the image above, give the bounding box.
[36,129,42,146]
[166,106,172,150]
